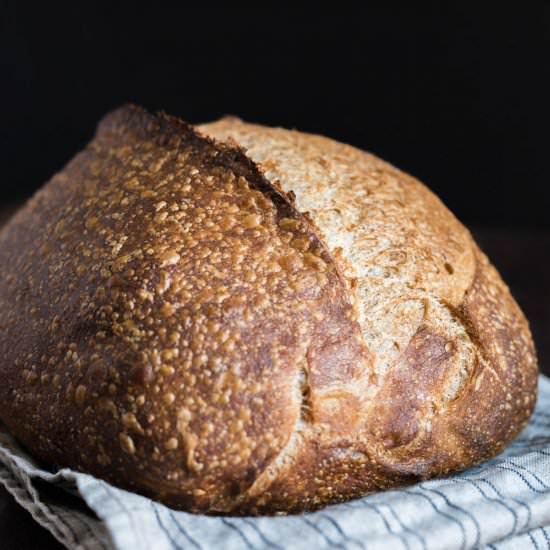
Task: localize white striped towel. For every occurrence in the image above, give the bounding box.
[1,376,550,550]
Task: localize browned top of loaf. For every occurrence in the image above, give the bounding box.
[0,105,368,512]
[0,105,538,514]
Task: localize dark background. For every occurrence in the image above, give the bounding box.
[1,3,549,227]
[0,4,549,547]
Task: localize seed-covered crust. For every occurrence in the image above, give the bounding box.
[0,106,537,514]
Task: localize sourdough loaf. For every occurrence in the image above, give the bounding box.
[0,105,537,514]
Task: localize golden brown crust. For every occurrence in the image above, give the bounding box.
[200,117,538,511]
[0,105,538,515]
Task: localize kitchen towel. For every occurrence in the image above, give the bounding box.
[1,375,550,550]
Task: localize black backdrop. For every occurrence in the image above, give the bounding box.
[2,3,549,227]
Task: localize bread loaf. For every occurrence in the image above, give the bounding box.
[0,105,537,514]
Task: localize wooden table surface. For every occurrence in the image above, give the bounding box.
[0,202,549,549]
